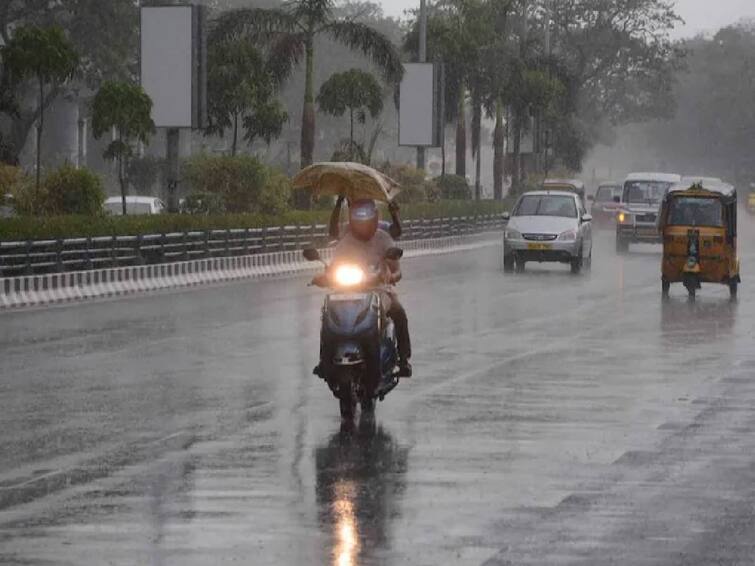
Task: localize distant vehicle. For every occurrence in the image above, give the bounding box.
[589,182,623,228]
[503,190,593,274]
[681,176,723,187]
[747,183,755,215]
[615,172,681,253]
[542,178,586,200]
[104,196,165,215]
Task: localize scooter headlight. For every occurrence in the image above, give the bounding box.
[333,265,365,287]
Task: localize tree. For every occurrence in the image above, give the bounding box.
[547,0,683,164]
[206,37,288,156]
[91,81,155,215]
[212,0,404,176]
[2,25,78,192]
[0,0,139,165]
[317,69,384,160]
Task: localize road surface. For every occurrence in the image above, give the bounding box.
[2,218,755,565]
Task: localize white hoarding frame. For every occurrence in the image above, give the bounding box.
[140,5,206,129]
[399,63,441,148]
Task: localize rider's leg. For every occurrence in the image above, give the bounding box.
[387,295,412,377]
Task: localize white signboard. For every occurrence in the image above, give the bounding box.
[399,63,440,147]
[141,6,195,128]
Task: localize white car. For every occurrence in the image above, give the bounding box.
[503,190,593,274]
[104,196,165,215]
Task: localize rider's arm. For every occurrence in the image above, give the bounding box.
[388,201,402,239]
[328,196,345,239]
[384,258,402,285]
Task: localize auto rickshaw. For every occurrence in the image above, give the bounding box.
[542,178,585,201]
[747,184,755,214]
[658,182,740,299]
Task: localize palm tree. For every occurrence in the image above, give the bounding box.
[212,0,403,174]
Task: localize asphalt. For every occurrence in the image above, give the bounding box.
[1,216,755,565]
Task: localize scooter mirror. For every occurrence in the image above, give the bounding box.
[303,248,321,262]
[385,247,404,261]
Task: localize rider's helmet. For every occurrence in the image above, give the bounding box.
[349,199,379,241]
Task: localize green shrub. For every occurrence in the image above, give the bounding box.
[182,191,226,215]
[43,164,105,215]
[0,199,508,241]
[258,171,292,215]
[436,175,471,200]
[9,164,105,216]
[184,154,288,214]
[380,163,440,204]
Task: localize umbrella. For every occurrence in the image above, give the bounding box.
[292,162,401,203]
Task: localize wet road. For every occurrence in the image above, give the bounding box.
[1,218,755,565]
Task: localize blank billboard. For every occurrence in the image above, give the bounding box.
[141,6,194,128]
[399,63,440,147]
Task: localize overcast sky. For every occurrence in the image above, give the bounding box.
[376,0,755,38]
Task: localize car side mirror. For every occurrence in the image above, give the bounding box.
[613,196,621,203]
[502,211,511,220]
[303,248,321,262]
[582,214,593,223]
[385,247,403,261]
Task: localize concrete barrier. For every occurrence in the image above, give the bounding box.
[0,233,498,310]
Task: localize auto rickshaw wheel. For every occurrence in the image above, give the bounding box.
[729,280,739,298]
[683,275,698,300]
[662,278,670,297]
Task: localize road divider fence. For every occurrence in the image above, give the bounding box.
[0,214,504,277]
[0,231,500,310]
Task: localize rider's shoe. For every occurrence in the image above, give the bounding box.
[397,361,412,378]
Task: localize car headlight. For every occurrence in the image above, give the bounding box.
[333,265,365,287]
[505,228,522,240]
[558,229,578,241]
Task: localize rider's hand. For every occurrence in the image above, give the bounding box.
[311,273,328,287]
[388,200,400,215]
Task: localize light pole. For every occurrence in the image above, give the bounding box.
[416,0,427,171]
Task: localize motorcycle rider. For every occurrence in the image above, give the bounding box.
[328,195,403,240]
[315,199,412,378]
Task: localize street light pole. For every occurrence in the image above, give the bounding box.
[417,0,427,171]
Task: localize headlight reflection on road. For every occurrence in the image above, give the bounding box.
[333,481,359,566]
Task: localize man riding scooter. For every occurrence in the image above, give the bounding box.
[315,199,412,378]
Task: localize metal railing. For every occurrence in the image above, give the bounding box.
[0,215,505,277]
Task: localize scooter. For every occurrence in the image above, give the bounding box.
[304,247,404,420]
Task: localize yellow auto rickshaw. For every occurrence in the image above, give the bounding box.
[747,184,755,214]
[658,182,740,299]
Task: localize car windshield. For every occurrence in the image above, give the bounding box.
[514,195,577,218]
[668,197,723,227]
[623,181,672,204]
[595,186,620,202]
[105,201,153,215]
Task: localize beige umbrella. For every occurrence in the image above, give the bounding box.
[292,162,401,203]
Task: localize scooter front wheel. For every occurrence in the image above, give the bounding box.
[338,386,356,420]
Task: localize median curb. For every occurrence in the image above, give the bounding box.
[0,233,498,311]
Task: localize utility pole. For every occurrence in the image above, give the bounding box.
[417,0,427,171]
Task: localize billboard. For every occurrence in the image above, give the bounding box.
[140,6,206,129]
[399,63,442,147]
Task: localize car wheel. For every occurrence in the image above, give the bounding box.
[503,254,515,273]
[515,255,526,273]
[584,247,593,272]
[570,246,583,275]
